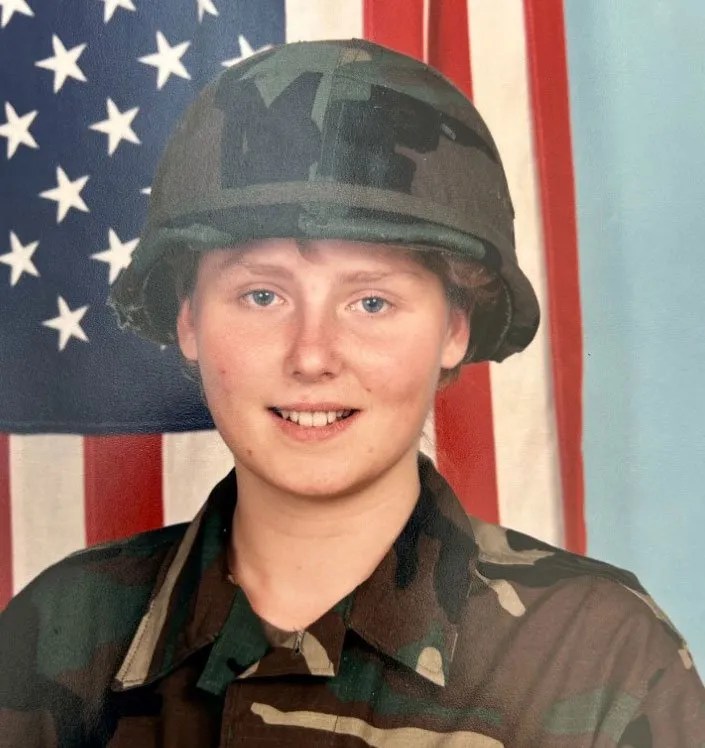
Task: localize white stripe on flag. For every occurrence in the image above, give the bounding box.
[162,431,234,526]
[284,0,364,41]
[10,434,85,592]
[468,0,564,545]
[421,406,438,466]
[422,0,431,60]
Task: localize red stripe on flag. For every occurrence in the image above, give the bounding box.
[84,435,164,545]
[524,0,586,554]
[427,0,472,96]
[429,0,500,523]
[0,434,12,608]
[435,372,500,522]
[363,0,425,60]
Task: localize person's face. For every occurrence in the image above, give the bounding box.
[176,239,470,500]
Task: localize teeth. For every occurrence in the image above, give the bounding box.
[277,409,353,427]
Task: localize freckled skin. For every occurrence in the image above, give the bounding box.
[176,238,469,505]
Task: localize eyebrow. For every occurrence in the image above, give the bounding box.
[219,259,423,283]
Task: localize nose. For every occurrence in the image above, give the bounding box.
[283,302,342,381]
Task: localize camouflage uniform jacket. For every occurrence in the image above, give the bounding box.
[1,452,704,746]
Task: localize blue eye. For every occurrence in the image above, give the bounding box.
[359,296,388,314]
[243,289,277,306]
[239,290,391,314]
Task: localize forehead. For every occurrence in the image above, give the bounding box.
[200,239,428,275]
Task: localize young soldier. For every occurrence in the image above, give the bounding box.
[1,39,704,746]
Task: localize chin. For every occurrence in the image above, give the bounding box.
[270,459,370,499]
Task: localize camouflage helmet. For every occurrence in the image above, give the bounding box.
[109,38,540,364]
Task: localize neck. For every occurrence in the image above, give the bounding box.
[228,448,422,631]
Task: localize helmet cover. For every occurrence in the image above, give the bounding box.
[109,38,540,364]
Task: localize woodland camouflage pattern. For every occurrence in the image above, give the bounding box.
[109,38,540,364]
[1,452,704,746]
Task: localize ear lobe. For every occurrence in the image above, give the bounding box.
[176,297,198,362]
[440,307,471,369]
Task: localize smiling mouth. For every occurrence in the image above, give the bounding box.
[269,408,358,426]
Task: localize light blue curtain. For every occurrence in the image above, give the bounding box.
[565,0,705,668]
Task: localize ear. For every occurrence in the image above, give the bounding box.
[176,296,198,362]
[440,306,471,370]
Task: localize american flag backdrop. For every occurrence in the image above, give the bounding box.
[0,0,584,609]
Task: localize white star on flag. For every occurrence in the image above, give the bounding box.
[100,0,135,23]
[0,0,33,28]
[90,228,138,283]
[89,98,140,156]
[196,0,218,23]
[42,296,89,352]
[221,34,271,68]
[140,186,151,195]
[39,166,89,223]
[0,231,39,287]
[139,31,191,90]
[35,35,88,93]
[0,102,38,159]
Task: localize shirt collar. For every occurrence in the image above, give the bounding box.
[112,452,478,695]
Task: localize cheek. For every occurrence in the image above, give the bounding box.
[369,329,442,402]
[192,303,444,400]
[195,326,250,392]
